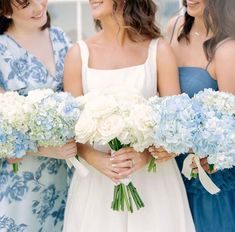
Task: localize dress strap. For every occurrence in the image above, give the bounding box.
[77,40,89,68]
[77,40,89,93]
[146,38,159,95]
[169,16,182,44]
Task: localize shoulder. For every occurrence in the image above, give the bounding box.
[66,42,81,61]
[50,26,71,44]
[157,38,175,57]
[214,39,235,61]
[166,15,184,40]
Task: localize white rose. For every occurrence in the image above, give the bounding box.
[96,114,125,145]
[85,95,118,118]
[75,112,96,144]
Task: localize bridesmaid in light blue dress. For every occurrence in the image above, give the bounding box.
[0,1,77,231]
[166,0,235,231]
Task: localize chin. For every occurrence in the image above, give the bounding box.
[187,9,203,18]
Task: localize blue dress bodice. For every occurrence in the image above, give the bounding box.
[177,67,235,232]
[179,67,218,98]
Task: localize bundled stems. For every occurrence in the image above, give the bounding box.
[148,156,157,172]
[108,138,144,212]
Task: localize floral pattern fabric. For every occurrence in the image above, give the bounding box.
[0,27,71,232]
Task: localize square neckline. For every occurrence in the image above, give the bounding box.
[81,39,155,71]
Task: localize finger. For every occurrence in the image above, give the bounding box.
[112,147,134,156]
[155,152,172,159]
[156,156,172,163]
[118,168,134,178]
[112,160,133,168]
[111,167,130,174]
[7,158,23,164]
[111,152,136,163]
[148,146,156,153]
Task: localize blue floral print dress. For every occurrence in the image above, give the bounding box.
[0,27,71,232]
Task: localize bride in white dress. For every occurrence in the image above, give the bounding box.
[63,0,195,231]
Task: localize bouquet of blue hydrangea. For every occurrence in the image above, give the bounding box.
[148,94,198,172]
[180,89,235,195]
[192,89,235,170]
[26,89,89,177]
[0,92,34,172]
[27,90,80,147]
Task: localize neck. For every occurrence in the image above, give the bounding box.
[192,16,207,36]
[99,15,128,46]
[7,23,44,38]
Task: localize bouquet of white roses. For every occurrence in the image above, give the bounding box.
[26,89,88,177]
[0,91,34,172]
[75,88,155,212]
[148,94,197,172]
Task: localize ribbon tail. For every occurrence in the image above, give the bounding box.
[194,156,220,194]
[182,153,220,195]
[66,157,89,178]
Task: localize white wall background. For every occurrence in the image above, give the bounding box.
[48,0,181,42]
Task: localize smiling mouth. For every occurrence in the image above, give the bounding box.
[90,1,103,9]
[32,11,44,19]
[187,1,199,7]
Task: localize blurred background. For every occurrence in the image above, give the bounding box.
[48,0,181,42]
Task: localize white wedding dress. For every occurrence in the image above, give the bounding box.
[63,40,195,232]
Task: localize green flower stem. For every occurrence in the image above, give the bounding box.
[108,138,144,212]
[12,163,18,173]
[209,164,214,172]
[122,184,131,212]
[148,157,157,172]
[127,185,133,213]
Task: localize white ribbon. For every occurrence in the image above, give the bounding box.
[182,153,220,195]
[66,157,89,178]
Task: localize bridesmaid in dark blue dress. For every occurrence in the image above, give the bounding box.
[166,0,235,231]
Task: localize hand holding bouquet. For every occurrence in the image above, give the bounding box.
[148,94,197,172]
[75,88,155,212]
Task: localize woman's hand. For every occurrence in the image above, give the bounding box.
[148,146,174,163]
[191,157,217,175]
[32,140,77,159]
[7,158,23,164]
[110,147,151,179]
[86,150,128,183]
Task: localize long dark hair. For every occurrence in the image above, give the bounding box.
[203,0,235,60]
[0,0,50,35]
[177,0,194,42]
[95,0,161,41]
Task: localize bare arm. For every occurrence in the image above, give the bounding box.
[214,40,235,94]
[157,39,180,96]
[63,43,122,181]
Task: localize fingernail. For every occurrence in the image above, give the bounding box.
[112,164,117,167]
[110,157,114,161]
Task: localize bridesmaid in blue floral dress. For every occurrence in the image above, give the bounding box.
[166,0,235,231]
[0,0,77,231]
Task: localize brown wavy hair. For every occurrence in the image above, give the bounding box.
[177,0,194,42]
[0,0,50,35]
[203,0,235,60]
[95,0,161,41]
